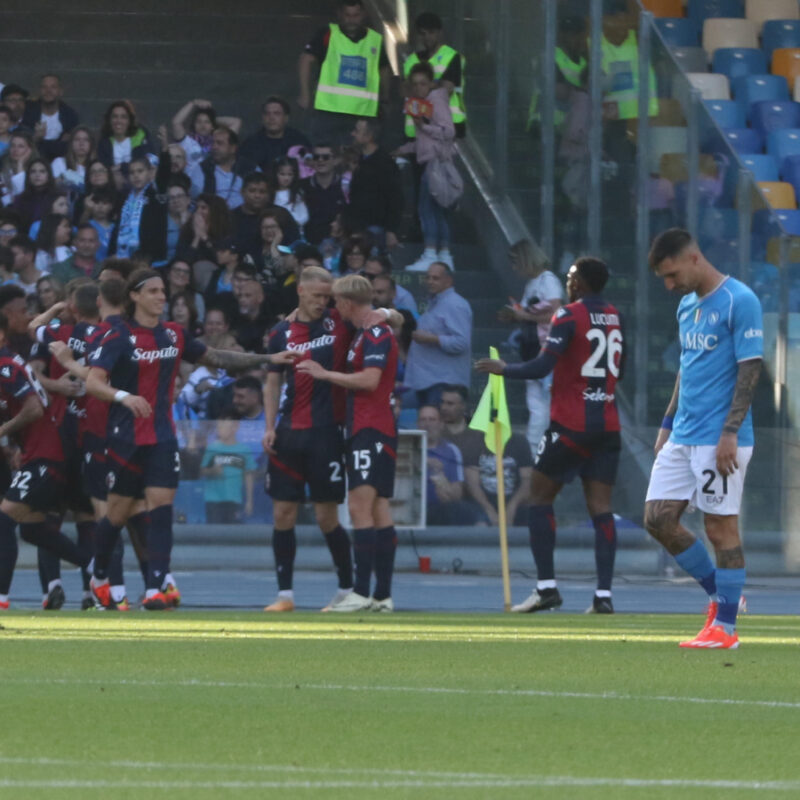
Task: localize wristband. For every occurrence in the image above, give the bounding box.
[661,415,673,430]
[114,390,130,403]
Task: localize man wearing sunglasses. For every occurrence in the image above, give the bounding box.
[302,144,346,245]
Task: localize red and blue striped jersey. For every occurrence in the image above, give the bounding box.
[0,347,63,463]
[267,308,351,430]
[543,295,624,433]
[345,323,398,439]
[89,319,206,444]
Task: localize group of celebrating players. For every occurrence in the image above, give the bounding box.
[0,227,763,648]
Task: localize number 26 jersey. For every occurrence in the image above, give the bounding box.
[543,295,624,433]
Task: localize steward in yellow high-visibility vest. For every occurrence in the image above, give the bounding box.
[402,12,467,139]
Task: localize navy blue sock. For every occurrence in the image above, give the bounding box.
[109,537,125,587]
[20,522,87,568]
[37,547,60,593]
[272,528,296,592]
[76,520,96,592]
[93,517,123,580]
[673,539,717,598]
[324,525,352,589]
[146,505,173,591]
[0,510,18,595]
[127,511,149,582]
[528,505,556,582]
[592,512,617,592]
[373,526,397,601]
[715,568,746,631]
[352,527,376,598]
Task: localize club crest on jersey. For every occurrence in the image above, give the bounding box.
[323,317,335,332]
[165,327,178,343]
[708,311,720,326]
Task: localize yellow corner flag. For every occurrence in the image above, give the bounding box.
[469,347,511,454]
[470,347,513,610]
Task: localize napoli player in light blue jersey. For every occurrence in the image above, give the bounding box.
[645,229,763,649]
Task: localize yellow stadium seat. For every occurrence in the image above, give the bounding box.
[772,48,800,88]
[642,0,685,18]
[758,180,798,209]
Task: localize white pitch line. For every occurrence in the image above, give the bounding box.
[3,675,800,711]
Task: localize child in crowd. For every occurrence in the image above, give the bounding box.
[34,213,72,272]
[271,156,309,233]
[201,417,256,524]
[86,187,116,260]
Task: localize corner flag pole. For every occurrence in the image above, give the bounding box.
[493,408,512,612]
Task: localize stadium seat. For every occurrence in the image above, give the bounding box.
[642,0,685,17]
[740,153,780,180]
[772,48,800,89]
[698,206,741,240]
[762,19,800,62]
[758,180,797,208]
[702,18,759,60]
[673,46,711,74]
[749,100,800,134]
[795,76,800,102]
[775,209,800,233]
[689,0,745,31]
[686,71,731,99]
[655,17,700,47]
[704,99,747,128]
[745,0,799,32]
[732,74,790,117]
[724,127,764,153]
[712,48,767,80]
[767,128,800,166]
[778,153,800,198]
[649,127,689,172]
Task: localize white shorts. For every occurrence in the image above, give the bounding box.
[645,441,753,516]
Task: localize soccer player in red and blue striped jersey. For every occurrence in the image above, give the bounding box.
[477,256,625,614]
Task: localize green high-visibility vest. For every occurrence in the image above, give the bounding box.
[315,24,382,117]
[527,47,586,130]
[403,44,467,139]
[601,30,658,120]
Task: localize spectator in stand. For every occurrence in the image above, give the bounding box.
[417,405,478,525]
[252,210,296,290]
[343,118,402,250]
[0,245,15,285]
[168,290,202,338]
[204,237,240,317]
[177,193,232,265]
[188,126,244,209]
[12,158,58,232]
[74,159,117,225]
[164,174,193,262]
[463,429,533,526]
[232,172,271,253]
[21,74,79,161]
[0,85,28,132]
[8,235,44,296]
[25,191,70,244]
[200,416,256,523]
[395,62,456,272]
[1,131,38,205]
[320,212,347,272]
[438,385,480,455]
[84,186,116,260]
[51,125,95,197]
[239,96,310,174]
[0,215,22,247]
[34,213,72,272]
[163,258,205,322]
[364,253,418,315]
[403,12,467,139]
[97,100,155,187]
[199,305,239,351]
[298,0,391,144]
[167,143,188,177]
[405,261,471,406]
[35,274,65,313]
[0,105,14,159]
[302,142,346,245]
[50,224,100,284]
[338,233,370,275]
[271,156,309,234]
[171,98,242,170]
[233,274,272,352]
[499,238,564,454]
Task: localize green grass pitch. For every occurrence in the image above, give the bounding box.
[1,611,799,799]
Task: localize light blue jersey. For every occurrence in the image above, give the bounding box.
[672,276,763,447]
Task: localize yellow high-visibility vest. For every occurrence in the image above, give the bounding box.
[601,30,658,120]
[527,47,587,130]
[315,24,382,117]
[403,45,467,138]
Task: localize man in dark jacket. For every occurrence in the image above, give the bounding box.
[21,74,79,160]
[238,97,310,174]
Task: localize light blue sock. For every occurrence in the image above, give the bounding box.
[714,568,746,634]
[673,539,717,600]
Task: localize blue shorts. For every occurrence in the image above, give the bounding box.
[105,439,180,498]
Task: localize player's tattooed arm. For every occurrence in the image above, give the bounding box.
[716,358,761,476]
[199,348,298,371]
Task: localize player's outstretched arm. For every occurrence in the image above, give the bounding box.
[655,372,681,455]
[85,367,152,418]
[475,350,558,380]
[296,359,382,392]
[49,341,90,380]
[28,301,68,338]
[717,358,762,476]
[0,394,43,440]
[199,348,298,371]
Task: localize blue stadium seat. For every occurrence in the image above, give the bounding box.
[779,153,800,198]
[775,208,800,234]
[704,99,747,128]
[655,17,700,47]
[732,74,790,117]
[740,153,780,180]
[712,48,767,80]
[750,100,800,134]
[698,206,741,239]
[762,19,800,61]
[672,46,711,73]
[688,0,745,32]
[724,127,764,152]
[767,128,800,166]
